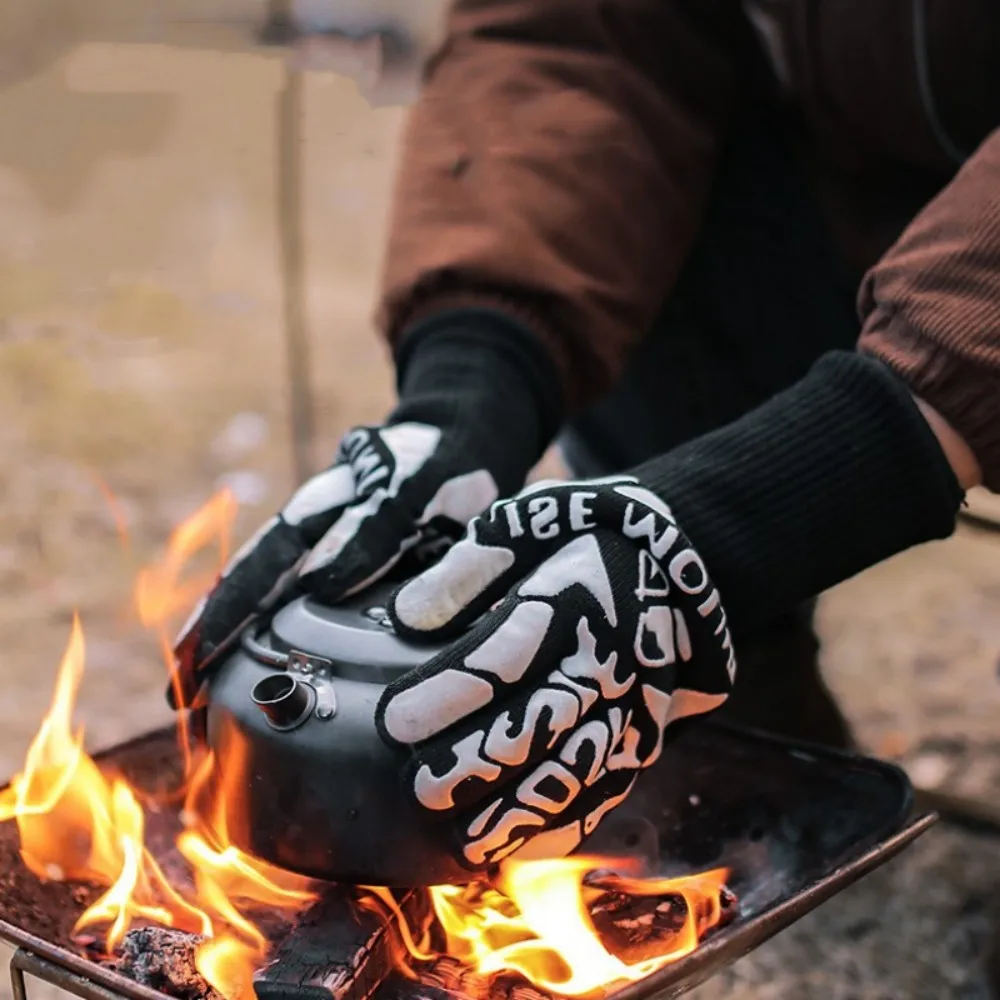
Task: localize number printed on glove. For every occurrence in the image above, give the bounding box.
[375,476,737,868]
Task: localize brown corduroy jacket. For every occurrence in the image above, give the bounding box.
[376,0,1000,491]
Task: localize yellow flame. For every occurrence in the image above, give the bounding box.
[372,858,730,997]
[357,886,437,979]
[133,490,316,996]
[134,490,237,628]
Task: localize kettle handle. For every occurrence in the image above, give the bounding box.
[241,620,292,669]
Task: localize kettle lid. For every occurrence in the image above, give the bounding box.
[267,579,446,681]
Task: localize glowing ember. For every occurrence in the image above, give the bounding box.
[0,488,732,1000]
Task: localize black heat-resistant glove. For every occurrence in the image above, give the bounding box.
[375,477,736,868]
[375,350,964,870]
[169,312,561,708]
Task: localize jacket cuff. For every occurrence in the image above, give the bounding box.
[630,351,964,636]
[858,320,1000,494]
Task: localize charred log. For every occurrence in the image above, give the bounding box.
[587,877,738,965]
[254,887,429,1000]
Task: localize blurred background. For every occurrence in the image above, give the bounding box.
[0,2,998,996]
[0,0,449,765]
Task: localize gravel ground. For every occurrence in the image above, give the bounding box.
[0,31,999,1000]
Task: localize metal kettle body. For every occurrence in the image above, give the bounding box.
[204,580,470,887]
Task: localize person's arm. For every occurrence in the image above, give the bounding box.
[858,127,1000,494]
[375,0,751,416]
[366,130,1000,865]
[647,128,1000,632]
[171,0,754,701]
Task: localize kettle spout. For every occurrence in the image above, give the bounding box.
[251,673,314,730]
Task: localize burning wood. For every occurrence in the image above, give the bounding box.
[387,874,739,1000]
[254,888,430,1000]
[358,862,735,998]
[0,490,736,1000]
[405,956,548,1000]
[586,874,738,964]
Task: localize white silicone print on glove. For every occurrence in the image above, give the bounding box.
[376,476,737,868]
[173,421,500,699]
[295,423,500,598]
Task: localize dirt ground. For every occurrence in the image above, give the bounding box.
[0,28,998,1000]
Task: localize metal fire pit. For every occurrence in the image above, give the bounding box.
[0,722,935,1000]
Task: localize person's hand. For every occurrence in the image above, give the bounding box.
[170,321,559,708]
[375,476,737,870]
[381,347,967,871]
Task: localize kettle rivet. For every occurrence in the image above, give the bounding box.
[364,606,394,630]
[316,705,334,720]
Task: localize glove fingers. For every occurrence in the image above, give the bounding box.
[280,463,358,546]
[387,477,645,641]
[299,425,501,606]
[387,530,522,641]
[384,531,628,746]
[169,517,308,706]
[298,493,424,604]
[378,538,647,820]
[451,669,731,870]
[376,591,574,748]
[379,530,627,743]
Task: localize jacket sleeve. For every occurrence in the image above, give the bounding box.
[375,0,748,413]
[857,128,1000,493]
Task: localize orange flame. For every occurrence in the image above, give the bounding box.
[1,487,729,1000]
[176,737,316,993]
[87,471,133,558]
[0,616,210,951]
[130,490,316,995]
[134,489,239,776]
[369,859,729,997]
[0,493,317,999]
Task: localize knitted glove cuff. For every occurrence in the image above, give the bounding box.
[631,351,964,634]
[392,308,565,488]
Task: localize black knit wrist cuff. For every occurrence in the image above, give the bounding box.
[630,351,964,636]
[395,308,564,445]
[390,310,564,491]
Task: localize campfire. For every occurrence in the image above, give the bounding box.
[0,492,737,1000]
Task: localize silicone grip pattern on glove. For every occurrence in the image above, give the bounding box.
[376,476,737,869]
[172,421,500,700]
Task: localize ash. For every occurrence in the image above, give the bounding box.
[108,927,222,1000]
